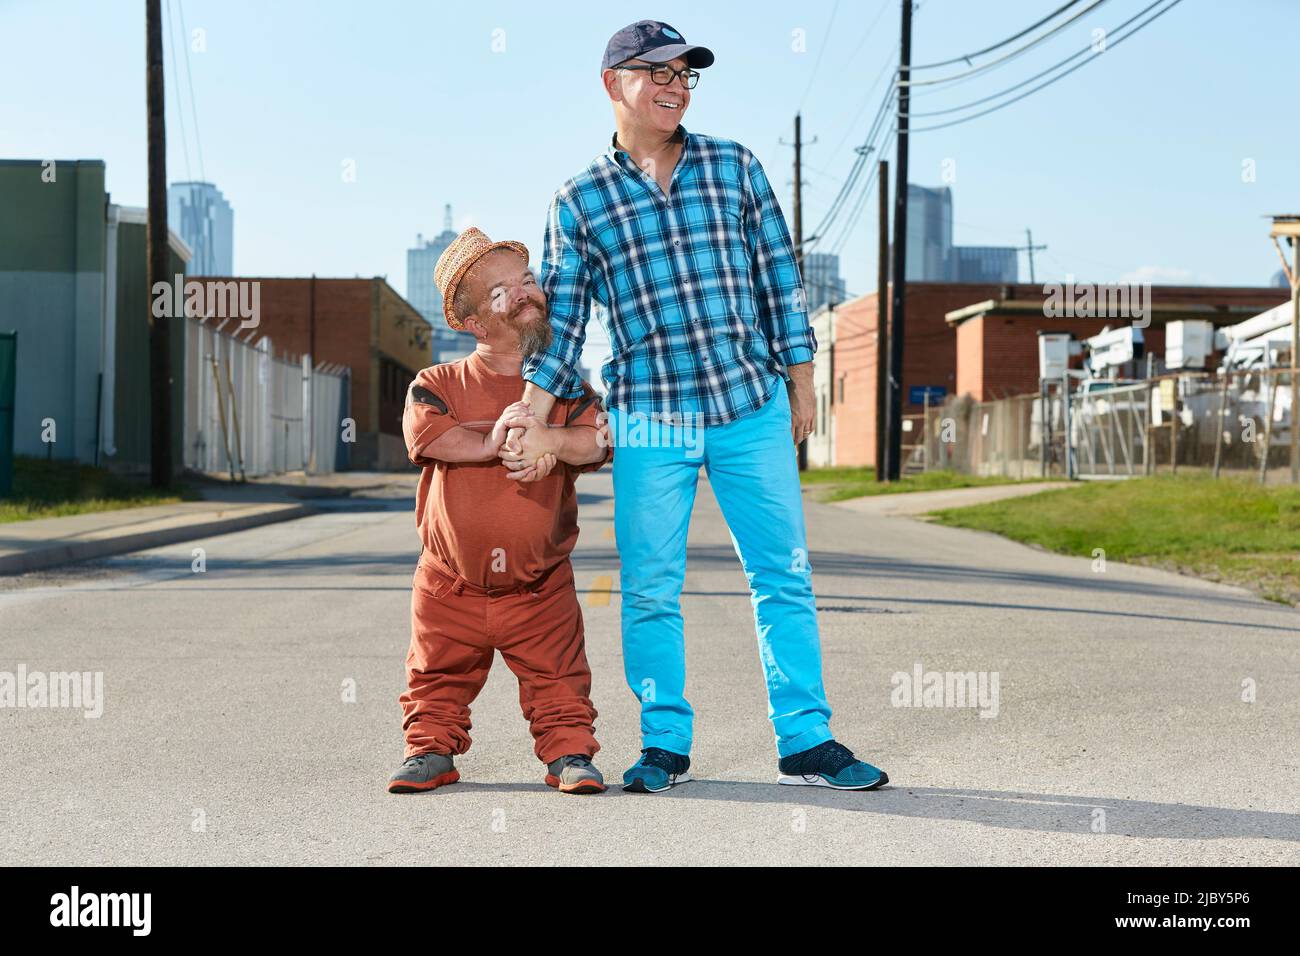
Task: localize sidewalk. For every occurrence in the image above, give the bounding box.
[0,470,418,576]
[831,480,1077,517]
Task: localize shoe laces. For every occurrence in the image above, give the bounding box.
[800,740,857,775]
[640,748,684,773]
[560,754,593,769]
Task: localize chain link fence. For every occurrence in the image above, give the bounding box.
[183,316,350,478]
[914,369,1297,482]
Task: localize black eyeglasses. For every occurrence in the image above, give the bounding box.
[618,64,700,89]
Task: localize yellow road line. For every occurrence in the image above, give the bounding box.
[586,574,613,607]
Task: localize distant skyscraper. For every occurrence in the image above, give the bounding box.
[1272,268,1289,289]
[906,184,953,281]
[168,181,233,275]
[803,252,847,311]
[890,184,1019,283]
[954,246,1019,283]
[407,204,475,362]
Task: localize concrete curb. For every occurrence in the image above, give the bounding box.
[0,502,315,576]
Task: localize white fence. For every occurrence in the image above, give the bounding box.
[183,316,350,477]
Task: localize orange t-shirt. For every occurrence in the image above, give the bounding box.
[402,351,610,588]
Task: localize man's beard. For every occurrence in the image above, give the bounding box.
[511,300,553,356]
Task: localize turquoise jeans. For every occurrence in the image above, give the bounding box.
[609,382,834,758]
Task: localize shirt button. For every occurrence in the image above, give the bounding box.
[673,238,681,247]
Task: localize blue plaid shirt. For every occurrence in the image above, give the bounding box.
[522,125,815,426]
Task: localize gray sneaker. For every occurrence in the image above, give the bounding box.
[545,754,606,794]
[387,752,459,794]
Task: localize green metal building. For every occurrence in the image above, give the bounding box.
[0,159,189,474]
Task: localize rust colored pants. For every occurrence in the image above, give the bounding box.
[400,553,599,764]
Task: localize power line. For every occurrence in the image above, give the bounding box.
[900,0,1110,88]
[837,0,893,72]
[908,0,1185,133]
[805,82,895,250]
[826,55,898,163]
[829,126,897,256]
[796,5,907,255]
[905,0,1172,118]
[163,0,192,184]
[176,0,207,183]
[909,0,1088,69]
[797,0,842,113]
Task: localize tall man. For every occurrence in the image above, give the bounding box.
[513,21,890,794]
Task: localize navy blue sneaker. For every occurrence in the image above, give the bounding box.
[622,747,691,793]
[778,740,888,790]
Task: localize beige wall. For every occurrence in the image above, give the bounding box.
[808,305,835,467]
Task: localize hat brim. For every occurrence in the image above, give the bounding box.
[637,43,714,69]
[442,240,530,331]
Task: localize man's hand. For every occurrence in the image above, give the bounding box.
[786,362,815,446]
[503,452,558,482]
[488,401,533,457]
[499,410,559,482]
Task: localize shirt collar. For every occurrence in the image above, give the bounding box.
[607,124,690,165]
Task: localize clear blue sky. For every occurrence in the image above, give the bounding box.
[3,0,1295,341]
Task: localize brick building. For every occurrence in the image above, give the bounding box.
[947,286,1288,400]
[817,282,1289,469]
[823,282,1018,468]
[197,277,432,470]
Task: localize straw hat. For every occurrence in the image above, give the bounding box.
[434,227,530,331]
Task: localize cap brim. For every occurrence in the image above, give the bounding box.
[638,43,714,68]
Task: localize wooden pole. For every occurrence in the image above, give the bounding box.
[875,159,889,481]
[1290,237,1298,482]
[224,353,246,482]
[885,0,912,482]
[1170,397,1178,474]
[146,0,172,488]
[793,113,807,472]
[1261,366,1276,485]
[210,347,235,484]
[1212,368,1231,478]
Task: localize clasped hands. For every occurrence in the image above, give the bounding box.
[490,401,558,483]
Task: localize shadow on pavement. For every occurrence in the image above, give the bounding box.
[434,781,1300,841]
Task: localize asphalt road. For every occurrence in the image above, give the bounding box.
[2,472,1297,865]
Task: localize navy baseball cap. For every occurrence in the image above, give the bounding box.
[601,20,715,73]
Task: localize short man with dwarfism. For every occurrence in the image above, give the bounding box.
[389,227,611,796]
[510,20,889,793]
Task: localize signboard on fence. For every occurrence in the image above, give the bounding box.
[909,385,947,405]
[1151,379,1176,425]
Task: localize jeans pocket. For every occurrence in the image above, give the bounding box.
[414,563,455,600]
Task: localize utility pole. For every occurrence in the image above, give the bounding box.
[875,159,889,481]
[1022,227,1048,284]
[146,0,172,488]
[1268,215,1300,483]
[1293,231,1298,484]
[885,0,912,481]
[793,113,804,281]
[785,113,816,471]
